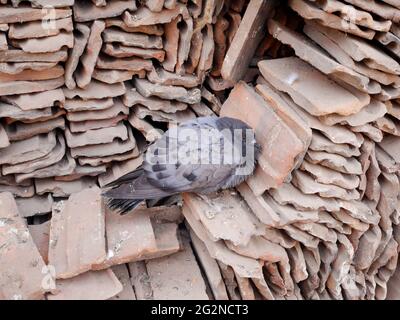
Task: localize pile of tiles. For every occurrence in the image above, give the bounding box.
[3,0,400,300]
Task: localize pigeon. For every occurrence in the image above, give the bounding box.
[102,116,261,214]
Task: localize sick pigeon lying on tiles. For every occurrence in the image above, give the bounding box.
[102,116,261,214]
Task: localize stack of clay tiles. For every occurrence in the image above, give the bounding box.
[179,0,400,300]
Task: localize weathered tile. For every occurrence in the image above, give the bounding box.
[64,23,91,90]
[74,0,137,22]
[76,20,105,88]
[28,221,50,263]
[145,235,209,300]
[221,81,304,195]
[9,17,73,39]
[258,57,370,116]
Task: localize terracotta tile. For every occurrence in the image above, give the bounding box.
[105,18,164,35]
[0,192,46,300]
[133,104,196,123]
[176,12,193,74]
[211,16,229,77]
[16,194,53,218]
[48,188,106,279]
[109,265,136,300]
[221,82,304,194]
[2,133,63,175]
[0,76,64,96]
[2,89,65,111]
[63,97,113,112]
[0,131,56,166]
[103,28,162,49]
[103,43,164,62]
[76,20,105,88]
[96,54,153,72]
[145,235,209,300]
[15,152,76,183]
[28,221,50,263]
[123,5,184,27]
[98,155,143,187]
[128,261,153,300]
[123,84,188,112]
[6,117,65,141]
[0,184,35,198]
[65,123,128,148]
[11,32,74,53]
[71,127,137,158]
[74,0,137,22]
[69,114,127,133]
[63,80,126,100]
[128,112,163,142]
[10,0,74,7]
[313,0,392,31]
[64,23,91,90]
[134,78,201,104]
[259,57,370,116]
[92,68,145,83]
[78,147,139,167]
[48,269,122,300]
[292,170,360,200]
[0,123,10,149]
[190,229,229,300]
[147,66,200,88]
[0,48,68,63]
[9,17,73,40]
[0,6,71,24]
[268,19,381,94]
[183,191,263,246]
